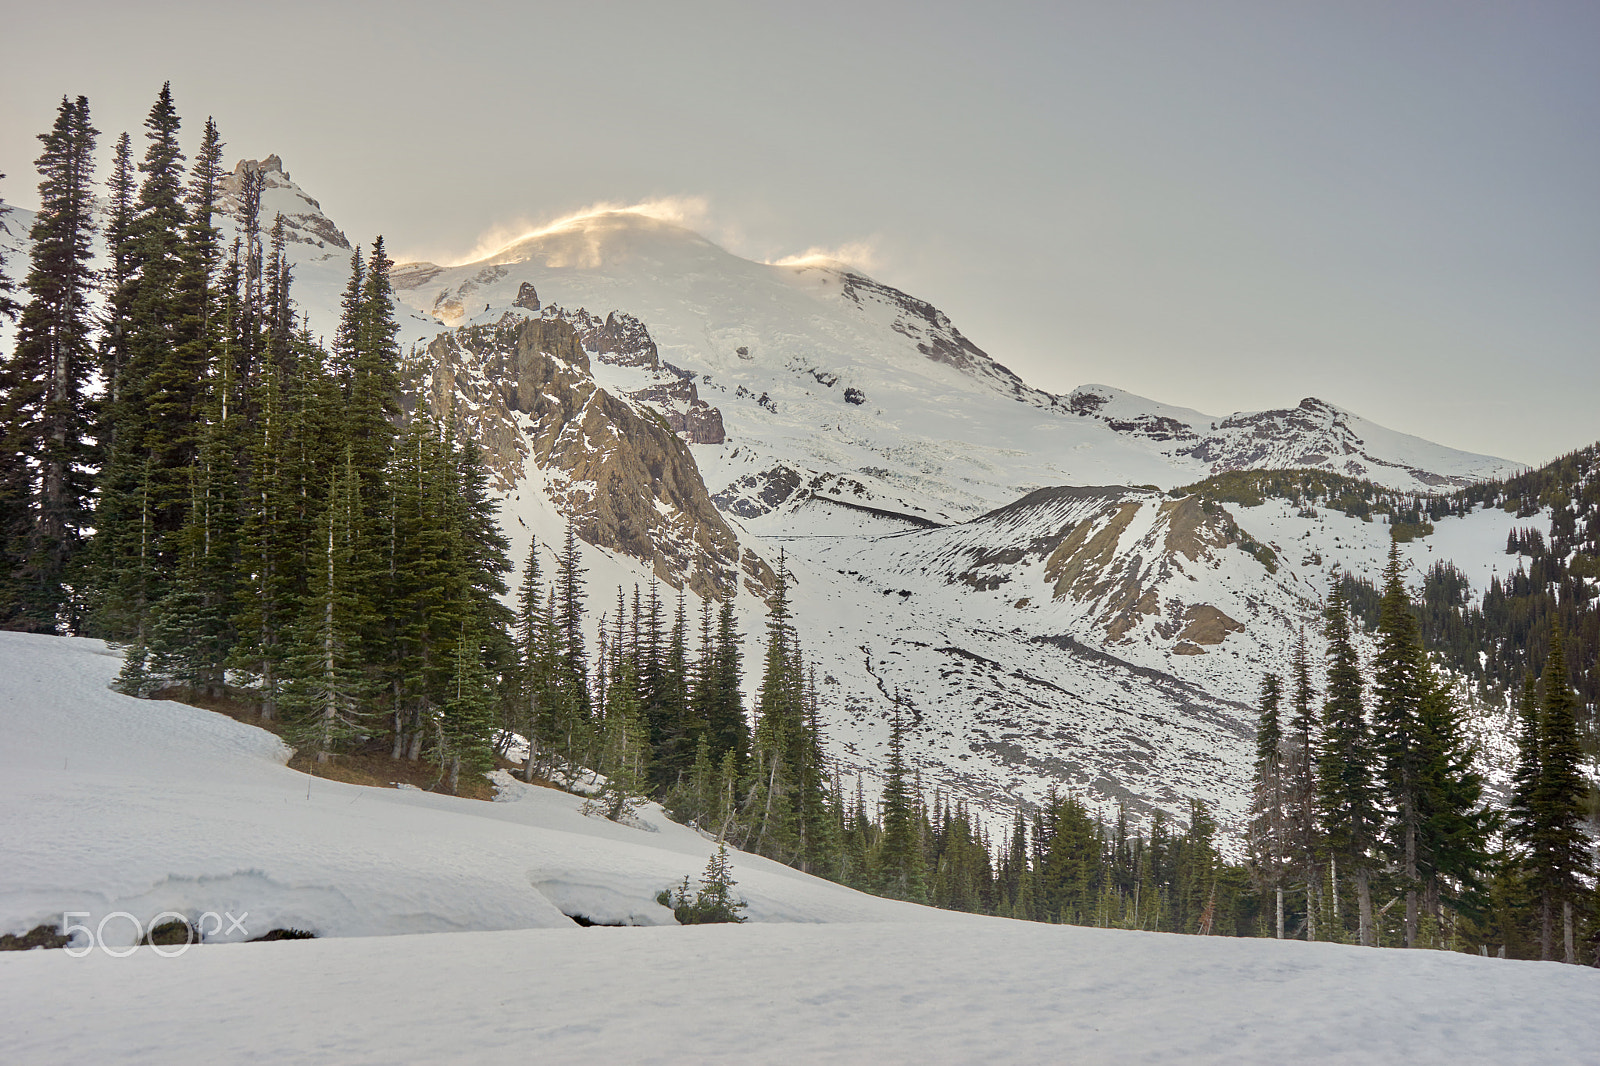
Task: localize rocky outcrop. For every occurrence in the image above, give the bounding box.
[542,306,726,444]
[416,316,767,598]
[220,155,350,251]
[628,379,726,444]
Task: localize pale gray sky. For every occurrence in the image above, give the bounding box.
[4,1,1596,465]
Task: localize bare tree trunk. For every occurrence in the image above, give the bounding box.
[261,661,276,722]
[1275,886,1284,939]
[1564,900,1575,964]
[1329,854,1340,938]
[1541,894,1553,961]
[1356,867,1374,947]
[1404,806,1418,948]
[1306,873,1318,942]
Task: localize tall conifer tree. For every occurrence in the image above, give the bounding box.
[1530,628,1591,961]
[1,96,98,630]
[1372,544,1425,947]
[1317,576,1378,945]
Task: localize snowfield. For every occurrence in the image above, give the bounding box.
[2,632,1597,1064]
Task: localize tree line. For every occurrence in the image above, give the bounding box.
[1251,546,1594,961]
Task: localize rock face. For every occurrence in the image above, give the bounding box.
[541,307,726,444]
[836,270,1036,400]
[415,315,767,598]
[219,155,351,251]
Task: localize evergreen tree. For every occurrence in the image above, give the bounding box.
[1529,628,1592,961]
[874,695,927,903]
[1412,668,1491,946]
[94,132,136,460]
[746,555,810,861]
[1284,631,1321,938]
[1,95,98,630]
[512,539,552,780]
[1247,673,1288,937]
[279,453,371,763]
[594,658,650,821]
[1372,544,1425,947]
[93,83,198,642]
[439,612,495,794]
[700,596,748,767]
[1317,575,1379,946]
[554,519,590,717]
[0,173,20,323]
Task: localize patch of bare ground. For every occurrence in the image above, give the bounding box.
[1175,604,1244,646]
[150,685,541,801]
[0,925,72,950]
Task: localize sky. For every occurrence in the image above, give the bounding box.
[3,0,1596,465]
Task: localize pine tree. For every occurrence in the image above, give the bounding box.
[1412,668,1491,946]
[279,453,371,763]
[1529,628,1591,961]
[93,83,197,643]
[1248,672,1288,938]
[1,95,98,630]
[700,595,748,767]
[94,132,136,462]
[440,613,495,794]
[554,519,590,717]
[1284,631,1321,938]
[1317,575,1379,946]
[0,173,20,323]
[746,555,811,861]
[1372,544,1425,947]
[874,695,927,903]
[594,657,650,821]
[513,539,551,780]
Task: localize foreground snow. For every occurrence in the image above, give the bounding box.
[0,633,932,937]
[7,919,1597,1064]
[3,632,1596,1064]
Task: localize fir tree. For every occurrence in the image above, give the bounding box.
[1284,631,1321,938]
[1317,575,1379,946]
[1412,668,1491,945]
[0,173,20,323]
[700,595,748,767]
[874,695,927,903]
[554,519,590,717]
[93,83,197,642]
[1529,628,1592,961]
[1247,672,1288,937]
[280,453,371,763]
[1,95,98,630]
[1372,544,1425,947]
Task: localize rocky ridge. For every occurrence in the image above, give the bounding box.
[414,313,767,599]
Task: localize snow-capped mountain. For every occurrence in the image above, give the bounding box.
[0,158,1539,829]
[357,202,1523,826]
[387,209,1517,521]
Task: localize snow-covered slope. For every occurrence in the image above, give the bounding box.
[3,631,1597,1066]
[0,632,940,941]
